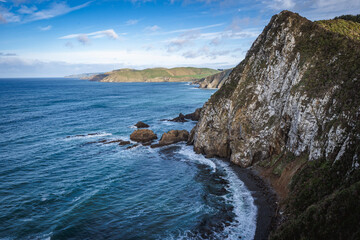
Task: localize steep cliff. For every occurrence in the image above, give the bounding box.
[193,68,233,88]
[190,11,360,239]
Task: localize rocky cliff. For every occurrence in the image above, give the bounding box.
[193,68,233,88]
[190,11,360,239]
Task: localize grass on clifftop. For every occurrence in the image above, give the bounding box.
[316,19,360,41]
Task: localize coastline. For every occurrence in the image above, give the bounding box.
[229,163,278,240]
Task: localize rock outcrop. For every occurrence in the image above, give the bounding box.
[169,113,187,122]
[193,68,233,89]
[151,130,189,148]
[184,108,202,121]
[134,121,150,128]
[190,11,360,239]
[130,129,157,143]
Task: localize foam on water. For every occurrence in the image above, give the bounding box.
[64,132,112,140]
[173,145,258,240]
[176,145,216,173]
[214,159,257,240]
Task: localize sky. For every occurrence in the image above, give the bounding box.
[0,0,359,77]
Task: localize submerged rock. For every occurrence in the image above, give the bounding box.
[134,121,150,128]
[118,140,131,146]
[126,144,139,149]
[151,130,189,148]
[104,139,130,145]
[130,129,157,143]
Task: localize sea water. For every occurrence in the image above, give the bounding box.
[0,79,257,240]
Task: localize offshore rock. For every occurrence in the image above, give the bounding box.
[151,130,189,148]
[134,121,150,128]
[170,113,187,122]
[130,129,157,143]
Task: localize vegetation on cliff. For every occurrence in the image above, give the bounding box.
[89,67,219,82]
[190,11,360,239]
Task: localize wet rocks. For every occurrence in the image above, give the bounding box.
[184,108,202,121]
[169,113,187,122]
[126,144,139,149]
[163,108,202,122]
[134,121,150,128]
[130,129,157,143]
[151,130,189,148]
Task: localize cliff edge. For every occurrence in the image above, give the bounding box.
[193,68,233,89]
[190,11,360,239]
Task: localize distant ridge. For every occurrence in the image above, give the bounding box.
[88,67,219,82]
[65,72,104,79]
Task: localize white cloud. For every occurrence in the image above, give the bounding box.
[264,0,295,10]
[39,25,52,31]
[0,1,92,23]
[65,41,74,48]
[126,19,139,25]
[262,0,360,19]
[158,23,224,35]
[77,34,90,45]
[17,5,37,14]
[166,30,200,52]
[26,1,92,22]
[0,6,21,23]
[60,29,120,44]
[145,25,160,32]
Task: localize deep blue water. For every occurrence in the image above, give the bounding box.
[0,79,256,240]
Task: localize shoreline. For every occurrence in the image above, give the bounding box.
[229,163,279,240]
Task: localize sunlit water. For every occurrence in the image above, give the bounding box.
[0,79,257,240]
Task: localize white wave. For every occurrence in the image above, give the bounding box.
[170,145,257,240]
[214,159,258,240]
[64,132,112,140]
[176,145,216,173]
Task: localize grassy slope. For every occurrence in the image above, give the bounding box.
[97,67,219,82]
[316,19,360,41]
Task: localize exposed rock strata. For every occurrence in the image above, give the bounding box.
[190,10,360,239]
[193,68,233,89]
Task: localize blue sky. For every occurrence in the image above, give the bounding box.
[0,0,359,77]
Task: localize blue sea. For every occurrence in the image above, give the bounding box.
[0,79,257,240]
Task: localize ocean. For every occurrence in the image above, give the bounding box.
[0,79,257,240]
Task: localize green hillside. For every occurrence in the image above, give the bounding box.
[316,18,360,41]
[90,67,219,82]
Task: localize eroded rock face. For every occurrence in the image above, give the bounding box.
[191,10,360,169]
[151,130,189,148]
[193,69,233,89]
[130,129,157,143]
[135,121,150,128]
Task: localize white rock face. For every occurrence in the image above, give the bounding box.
[191,11,359,168]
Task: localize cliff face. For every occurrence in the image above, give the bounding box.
[190,11,360,239]
[193,68,233,88]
